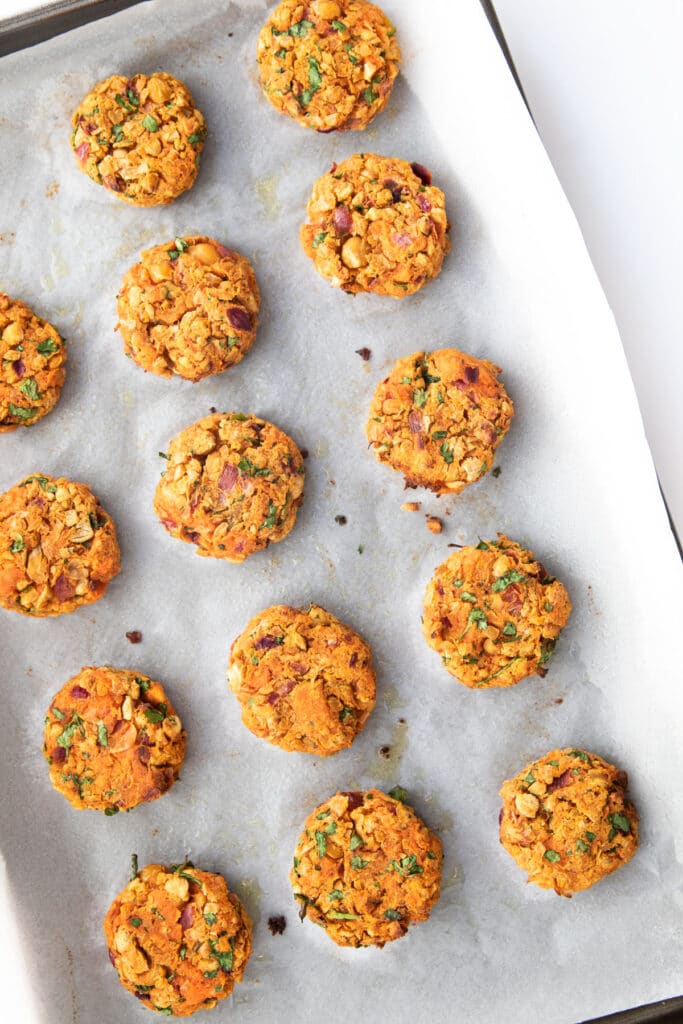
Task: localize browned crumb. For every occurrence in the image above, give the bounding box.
[426,515,443,534]
[355,347,371,361]
[267,915,286,935]
[334,515,347,525]
[125,630,142,644]
[401,501,421,512]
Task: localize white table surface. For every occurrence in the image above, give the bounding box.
[494,0,683,542]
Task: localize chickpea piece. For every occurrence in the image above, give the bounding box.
[2,321,24,344]
[148,261,173,283]
[514,792,540,818]
[341,236,365,269]
[188,242,220,265]
[313,1,341,18]
[147,75,172,104]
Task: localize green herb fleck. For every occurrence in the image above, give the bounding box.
[209,940,233,973]
[51,707,65,721]
[476,540,490,550]
[57,712,85,753]
[188,127,206,147]
[537,640,556,668]
[569,750,589,762]
[384,908,403,921]
[585,831,596,841]
[328,889,344,901]
[349,833,364,851]
[350,856,369,870]
[287,18,314,37]
[135,676,150,693]
[363,86,379,104]
[544,601,554,612]
[129,916,142,927]
[391,854,423,877]
[339,706,352,722]
[262,500,277,530]
[104,806,119,816]
[144,703,167,724]
[440,442,454,464]
[426,851,437,860]
[111,124,124,143]
[315,831,328,858]
[524,772,535,784]
[543,850,561,863]
[10,535,24,554]
[608,813,631,842]
[312,230,328,249]
[331,19,347,31]
[204,969,219,979]
[131,853,139,879]
[459,591,477,603]
[167,237,189,261]
[502,621,517,638]
[413,389,428,409]
[37,338,59,356]
[97,722,108,747]
[492,569,526,592]
[575,839,590,853]
[388,785,408,803]
[328,911,360,920]
[8,403,37,421]
[432,430,448,440]
[344,44,359,64]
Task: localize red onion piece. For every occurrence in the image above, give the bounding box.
[137,746,150,765]
[254,634,283,651]
[332,205,352,235]
[408,410,423,433]
[349,652,358,668]
[416,193,432,212]
[12,359,25,377]
[410,162,432,186]
[185,531,200,544]
[53,574,75,602]
[76,142,90,164]
[266,680,296,705]
[227,307,252,331]
[108,949,116,967]
[179,904,194,929]
[103,173,125,193]
[141,786,160,802]
[547,769,575,793]
[344,791,363,811]
[70,685,90,699]
[464,365,480,383]
[52,746,66,764]
[392,232,412,248]
[218,464,238,493]
[289,661,307,675]
[215,243,235,258]
[160,517,177,531]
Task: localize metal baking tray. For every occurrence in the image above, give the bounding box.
[1,1,680,1021]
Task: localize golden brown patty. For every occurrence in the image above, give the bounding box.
[0,474,120,617]
[43,667,186,813]
[0,294,66,432]
[257,0,401,132]
[291,788,442,947]
[104,863,252,1017]
[301,153,450,297]
[422,534,571,688]
[366,348,514,493]
[499,748,639,896]
[116,237,260,381]
[154,413,305,561]
[228,603,376,755]
[71,72,206,206]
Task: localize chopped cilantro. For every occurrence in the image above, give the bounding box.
[476,540,490,550]
[328,911,360,920]
[135,675,150,693]
[131,853,139,879]
[328,889,344,900]
[339,706,352,722]
[7,404,37,420]
[344,43,359,65]
[439,441,454,464]
[111,124,124,143]
[350,856,369,869]
[543,850,561,863]
[426,851,437,860]
[349,833,364,851]
[57,712,84,753]
[363,86,379,104]
[537,641,556,668]
[167,237,189,261]
[569,750,589,762]
[209,940,233,973]
[37,338,59,355]
[262,500,277,529]
[413,388,427,409]
[312,230,328,249]
[114,93,135,111]
[332,20,347,31]
[544,601,554,612]
[287,18,314,37]
[129,917,142,927]
[492,569,526,592]
[453,578,464,587]
[391,854,423,877]
[179,945,187,960]
[524,772,535,784]
[468,608,487,630]
[188,127,206,147]
[384,908,403,921]
[608,813,631,841]
[97,722,108,747]
[126,88,139,107]
[432,430,448,440]
[388,785,408,803]
[502,621,517,638]
[9,535,24,554]
[315,831,328,858]
[459,591,477,603]
[204,969,219,979]
[575,839,590,853]
[51,707,65,721]
[237,456,271,477]
[144,703,167,724]
[585,831,596,841]
[142,114,158,132]
[104,806,119,816]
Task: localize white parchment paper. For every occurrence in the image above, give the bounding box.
[0,2,682,1022]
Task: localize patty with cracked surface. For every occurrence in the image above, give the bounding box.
[0,474,120,617]
[291,788,442,947]
[117,237,260,381]
[71,72,206,206]
[43,666,186,813]
[257,0,400,132]
[154,413,305,561]
[422,534,571,688]
[301,153,450,296]
[499,747,638,896]
[366,348,514,493]
[228,603,376,755]
[104,863,251,1016]
[0,294,66,431]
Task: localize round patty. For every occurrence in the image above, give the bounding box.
[71,72,206,206]
[0,294,66,432]
[257,0,400,132]
[291,788,443,947]
[499,747,639,896]
[301,153,450,296]
[104,863,252,1016]
[0,474,120,617]
[422,534,572,688]
[366,348,514,492]
[154,413,305,561]
[116,237,260,381]
[228,603,376,755]
[43,666,186,813]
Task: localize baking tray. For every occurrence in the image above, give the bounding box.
[0,2,681,1022]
